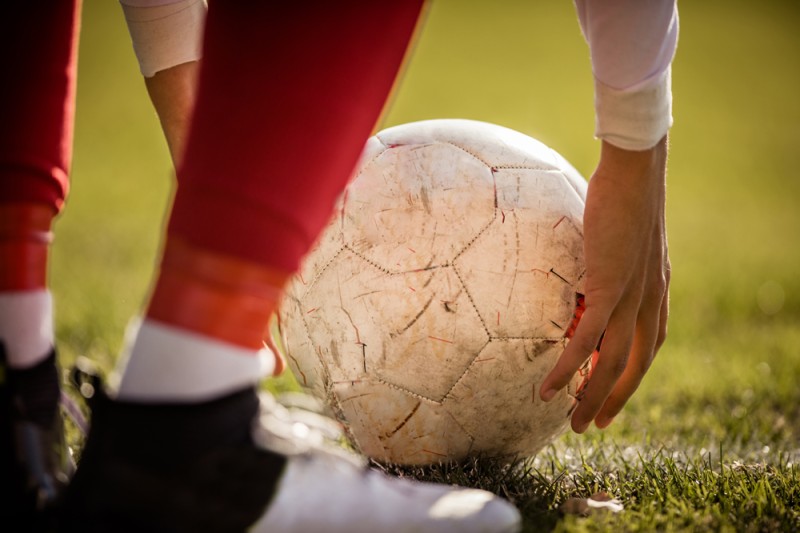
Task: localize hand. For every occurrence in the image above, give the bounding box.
[265,314,286,376]
[540,136,671,433]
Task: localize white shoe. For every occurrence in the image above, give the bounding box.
[252,394,521,533]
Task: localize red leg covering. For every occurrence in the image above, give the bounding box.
[0,2,80,291]
[148,2,425,348]
[147,238,289,350]
[0,1,80,213]
[169,1,425,271]
[0,205,54,291]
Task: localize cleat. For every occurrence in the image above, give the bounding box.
[253,392,521,533]
[58,368,286,533]
[0,344,71,531]
[59,365,520,532]
[253,449,521,533]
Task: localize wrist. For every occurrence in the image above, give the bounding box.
[598,135,668,182]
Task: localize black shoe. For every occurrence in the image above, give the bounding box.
[59,366,522,533]
[0,344,70,532]
[58,368,288,533]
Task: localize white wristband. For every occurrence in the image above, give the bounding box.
[120,0,206,78]
[594,67,673,151]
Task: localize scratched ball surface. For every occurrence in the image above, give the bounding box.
[279,119,588,465]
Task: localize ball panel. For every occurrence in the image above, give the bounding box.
[288,222,346,301]
[296,250,379,386]
[333,379,474,465]
[445,339,575,457]
[549,149,588,202]
[377,119,562,170]
[494,168,584,219]
[278,119,590,465]
[373,265,489,402]
[355,133,389,170]
[300,251,489,401]
[278,294,327,398]
[343,142,495,272]
[455,168,584,339]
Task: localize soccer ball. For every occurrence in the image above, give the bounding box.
[278,119,588,465]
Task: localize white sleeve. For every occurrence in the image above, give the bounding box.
[120,0,207,78]
[574,0,679,150]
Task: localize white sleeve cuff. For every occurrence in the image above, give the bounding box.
[120,0,206,78]
[594,67,673,151]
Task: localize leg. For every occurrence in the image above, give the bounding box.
[0,0,80,522]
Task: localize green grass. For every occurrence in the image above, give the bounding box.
[59,1,800,531]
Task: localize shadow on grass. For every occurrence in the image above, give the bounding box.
[372,456,564,532]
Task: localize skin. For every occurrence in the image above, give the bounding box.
[144,61,199,165]
[540,136,670,433]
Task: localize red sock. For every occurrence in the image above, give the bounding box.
[0,204,55,291]
[147,239,289,350]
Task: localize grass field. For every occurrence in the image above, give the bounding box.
[58,2,799,531]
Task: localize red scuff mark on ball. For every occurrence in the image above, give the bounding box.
[421,448,448,458]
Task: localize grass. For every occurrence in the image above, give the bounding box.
[58,1,800,531]
[381,446,799,533]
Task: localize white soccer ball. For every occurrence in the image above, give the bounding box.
[279,119,588,465]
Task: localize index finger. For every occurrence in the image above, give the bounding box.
[568,315,636,432]
[540,303,609,402]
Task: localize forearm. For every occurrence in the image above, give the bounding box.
[542,3,676,430]
[145,61,199,164]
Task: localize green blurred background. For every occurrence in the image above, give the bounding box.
[58,2,799,445]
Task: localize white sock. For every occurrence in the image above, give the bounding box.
[115,319,275,403]
[0,290,54,369]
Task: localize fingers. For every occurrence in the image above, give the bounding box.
[263,333,286,376]
[595,260,669,427]
[655,261,670,352]
[540,302,611,404]
[545,138,670,433]
[567,298,639,433]
[593,305,659,428]
[265,314,286,376]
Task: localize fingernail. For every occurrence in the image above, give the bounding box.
[541,388,556,402]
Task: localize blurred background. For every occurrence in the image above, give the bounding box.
[57,1,798,448]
